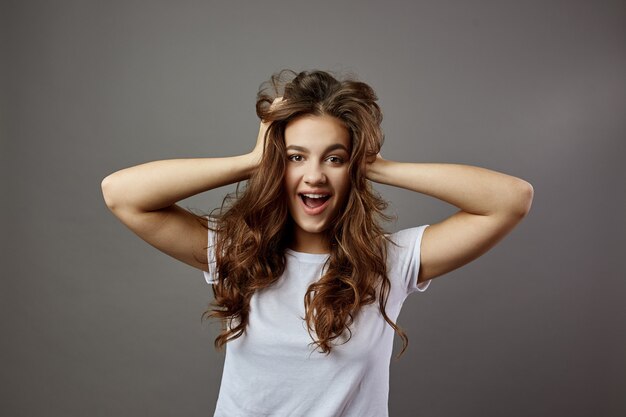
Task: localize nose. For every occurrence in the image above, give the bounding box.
[303,162,327,185]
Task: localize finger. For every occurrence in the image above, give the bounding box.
[269,96,284,110]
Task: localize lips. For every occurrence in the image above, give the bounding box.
[298,192,332,215]
[300,193,330,207]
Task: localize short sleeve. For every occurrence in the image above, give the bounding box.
[387,225,432,295]
[203,218,218,285]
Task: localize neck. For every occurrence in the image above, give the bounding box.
[289,230,331,254]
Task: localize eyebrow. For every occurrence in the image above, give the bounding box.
[285,144,350,153]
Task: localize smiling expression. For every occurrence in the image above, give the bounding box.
[283,114,351,253]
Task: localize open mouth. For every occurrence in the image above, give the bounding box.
[299,193,331,209]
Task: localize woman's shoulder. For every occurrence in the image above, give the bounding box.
[384,225,429,244]
[383,225,430,259]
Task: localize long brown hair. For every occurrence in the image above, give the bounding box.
[200,69,412,358]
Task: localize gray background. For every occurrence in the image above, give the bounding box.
[2,0,625,416]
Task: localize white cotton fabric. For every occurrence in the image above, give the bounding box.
[203,225,431,417]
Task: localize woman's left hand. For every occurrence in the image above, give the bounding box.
[365,153,385,182]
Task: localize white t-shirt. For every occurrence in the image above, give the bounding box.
[203,225,431,417]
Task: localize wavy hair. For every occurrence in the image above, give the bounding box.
[200,69,412,358]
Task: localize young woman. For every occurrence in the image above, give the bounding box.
[101,69,533,416]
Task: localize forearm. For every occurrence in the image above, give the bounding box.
[367,159,533,216]
[101,153,257,212]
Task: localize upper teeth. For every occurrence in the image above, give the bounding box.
[302,193,328,198]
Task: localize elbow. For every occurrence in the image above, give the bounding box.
[101,174,119,210]
[510,179,534,218]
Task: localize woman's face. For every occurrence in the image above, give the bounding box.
[283,114,351,252]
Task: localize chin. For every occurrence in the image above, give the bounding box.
[297,220,330,234]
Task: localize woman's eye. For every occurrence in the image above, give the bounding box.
[288,154,303,162]
[327,156,344,164]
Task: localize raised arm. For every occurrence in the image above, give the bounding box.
[100,118,271,272]
[366,156,534,283]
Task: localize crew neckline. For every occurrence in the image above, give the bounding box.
[285,248,330,263]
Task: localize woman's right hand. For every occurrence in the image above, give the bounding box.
[251,119,270,163]
[251,97,284,164]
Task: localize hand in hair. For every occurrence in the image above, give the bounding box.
[251,96,284,165]
[365,152,384,175]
